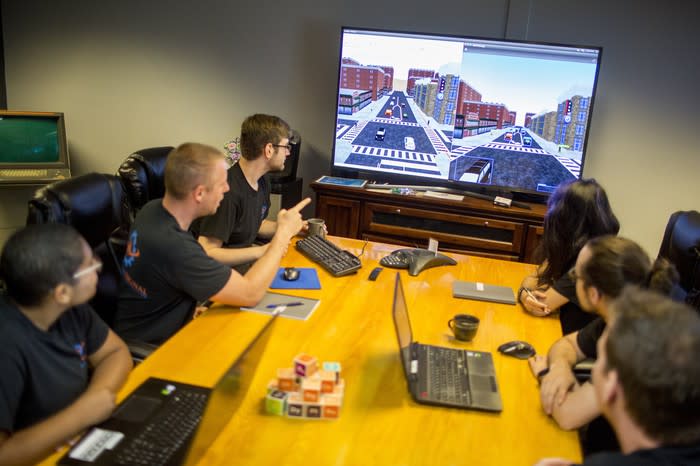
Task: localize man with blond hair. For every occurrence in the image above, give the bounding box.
[116,142,309,344]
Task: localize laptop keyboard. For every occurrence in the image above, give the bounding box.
[421,346,471,405]
[115,390,208,466]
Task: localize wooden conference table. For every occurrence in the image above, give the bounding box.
[41,236,581,466]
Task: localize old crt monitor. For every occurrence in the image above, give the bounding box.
[0,110,72,184]
[331,27,603,198]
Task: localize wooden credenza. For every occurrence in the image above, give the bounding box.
[311,182,547,262]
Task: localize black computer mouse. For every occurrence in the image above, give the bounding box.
[282,267,300,281]
[497,340,536,359]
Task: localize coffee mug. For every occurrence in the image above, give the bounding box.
[448,314,480,342]
[307,218,326,238]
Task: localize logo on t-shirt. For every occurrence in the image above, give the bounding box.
[260,204,268,221]
[122,230,148,298]
[73,341,87,368]
[124,231,141,268]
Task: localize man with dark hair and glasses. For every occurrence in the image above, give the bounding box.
[0,224,132,465]
[193,114,309,272]
[528,236,677,452]
[535,288,700,465]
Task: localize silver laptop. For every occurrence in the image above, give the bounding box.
[392,273,502,412]
[452,280,516,305]
[60,315,277,466]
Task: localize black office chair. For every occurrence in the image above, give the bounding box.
[657,210,700,312]
[117,146,173,217]
[26,172,155,362]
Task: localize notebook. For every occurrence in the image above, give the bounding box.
[392,273,502,412]
[241,291,320,321]
[59,315,277,466]
[452,280,517,305]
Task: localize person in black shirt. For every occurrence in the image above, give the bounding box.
[0,224,132,466]
[518,179,620,335]
[116,142,309,344]
[535,289,700,465]
[529,236,677,435]
[193,114,308,272]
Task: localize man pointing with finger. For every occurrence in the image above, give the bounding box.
[115,142,310,345]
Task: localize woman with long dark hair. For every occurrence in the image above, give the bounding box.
[518,178,620,334]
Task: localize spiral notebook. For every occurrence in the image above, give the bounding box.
[241,292,320,320]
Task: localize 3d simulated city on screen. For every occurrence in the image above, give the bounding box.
[332,29,601,194]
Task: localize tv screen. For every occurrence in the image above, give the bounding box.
[331,27,602,198]
[0,111,71,184]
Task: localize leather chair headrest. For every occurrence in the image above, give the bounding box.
[26,173,129,248]
[117,146,173,212]
[659,210,700,292]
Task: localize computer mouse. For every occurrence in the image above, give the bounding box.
[282,267,300,281]
[497,340,536,359]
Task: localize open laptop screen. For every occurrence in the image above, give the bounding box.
[392,273,414,377]
[182,315,276,465]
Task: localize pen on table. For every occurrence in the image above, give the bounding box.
[266,302,304,309]
[524,289,539,302]
[525,289,550,314]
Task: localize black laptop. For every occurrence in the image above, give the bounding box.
[392,273,502,412]
[60,315,277,466]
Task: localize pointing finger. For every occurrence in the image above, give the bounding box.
[288,197,311,213]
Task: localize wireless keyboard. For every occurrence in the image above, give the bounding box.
[295,235,362,277]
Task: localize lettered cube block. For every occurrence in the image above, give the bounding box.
[302,377,322,402]
[265,390,288,416]
[267,379,279,393]
[294,353,318,377]
[322,361,341,382]
[333,378,345,397]
[321,394,342,419]
[305,403,322,419]
[286,393,304,418]
[318,370,336,393]
[277,368,296,392]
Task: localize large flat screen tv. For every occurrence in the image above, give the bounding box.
[331,27,602,199]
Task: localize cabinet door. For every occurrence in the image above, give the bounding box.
[317,196,361,238]
[362,202,525,256]
[361,233,519,261]
[523,225,544,264]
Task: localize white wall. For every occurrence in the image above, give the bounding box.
[1,0,698,256]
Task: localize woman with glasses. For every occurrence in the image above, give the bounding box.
[0,224,132,465]
[518,178,620,335]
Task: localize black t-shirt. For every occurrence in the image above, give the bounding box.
[0,295,109,433]
[115,200,232,345]
[552,270,598,335]
[576,317,606,359]
[192,163,270,248]
[581,443,700,465]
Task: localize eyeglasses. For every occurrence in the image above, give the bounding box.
[272,143,292,152]
[73,258,103,279]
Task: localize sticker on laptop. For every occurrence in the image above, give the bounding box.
[69,428,125,462]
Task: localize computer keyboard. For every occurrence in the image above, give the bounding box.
[0,168,49,177]
[295,235,362,276]
[422,346,471,405]
[114,390,208,466]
